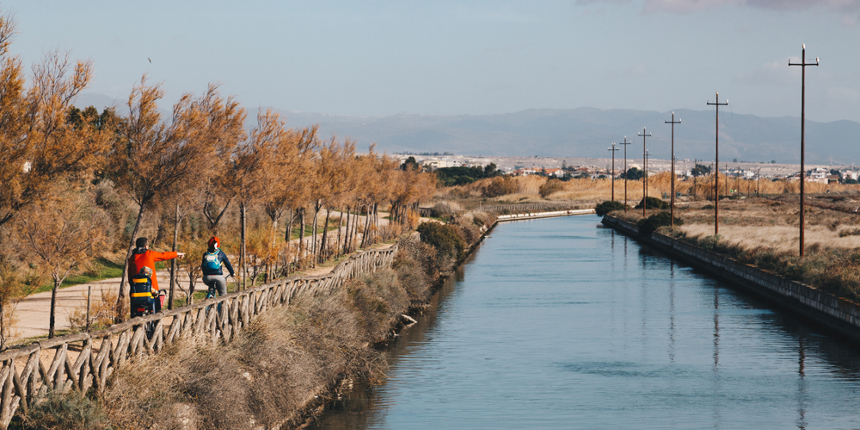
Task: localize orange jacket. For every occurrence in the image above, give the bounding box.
[128,250,178,292]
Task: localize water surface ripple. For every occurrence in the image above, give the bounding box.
[309,215,860,430]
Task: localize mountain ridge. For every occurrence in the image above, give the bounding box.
[74,93,860,164]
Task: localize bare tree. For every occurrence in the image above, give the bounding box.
[17,184,108,338]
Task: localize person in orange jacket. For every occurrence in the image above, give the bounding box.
[128,237,185,312]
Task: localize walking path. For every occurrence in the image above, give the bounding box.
[7,210,393,345]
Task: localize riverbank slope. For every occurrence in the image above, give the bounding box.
[602,214,860,344]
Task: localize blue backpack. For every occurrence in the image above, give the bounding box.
[203,251,222,272]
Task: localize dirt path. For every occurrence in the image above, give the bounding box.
[7,210,395,344]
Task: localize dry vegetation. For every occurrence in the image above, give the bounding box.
[16,213,494,429]
[434,170,860,212]
[608,194,860,302]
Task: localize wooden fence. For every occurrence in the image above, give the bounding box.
[0,246,398,429]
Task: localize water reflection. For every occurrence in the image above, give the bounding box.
[309,216,860,430]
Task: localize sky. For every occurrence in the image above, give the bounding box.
[6,0,860,123]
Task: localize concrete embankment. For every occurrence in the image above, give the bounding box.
[602,214,860,343]
[496,209,595,222]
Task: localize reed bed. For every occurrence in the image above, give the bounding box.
[440,173,860,206]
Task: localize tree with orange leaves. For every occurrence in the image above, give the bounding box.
[228,109,281,288]
[108,78,246,319]
[17,183,109,338]
[0,15,103,229]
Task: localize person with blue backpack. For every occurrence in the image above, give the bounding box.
[201,236,235,297]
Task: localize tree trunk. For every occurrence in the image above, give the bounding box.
[338,207,346,257]
[361,204,371,248]
[374,203,379,243]
[168,202,180,310]
[311,201,320,267]
[116,203,147,321]
[298,208,305,265]
[285,208,294,275]
[269,214,279,280]
[319,208,331,263]
[0,302,5,351]
[240,201,247,290]
[187,273,196,305]
[49,276,60,339]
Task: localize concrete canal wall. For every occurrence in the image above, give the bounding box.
[496,209,595,222]
[602,214,860,343]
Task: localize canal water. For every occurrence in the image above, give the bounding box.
[309,215,860,429]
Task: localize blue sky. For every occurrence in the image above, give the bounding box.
[6,0,860,122]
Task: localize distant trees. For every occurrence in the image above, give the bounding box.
[622,167,644,180]
[434,165,502,186]
[691,164,711,177]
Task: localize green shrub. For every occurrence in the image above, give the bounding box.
[416,222,466,261]
[637,211,684,237]
[20,390,110,430]
[634,196,669,210]
[595,200,627,216]
[699,234,723,251]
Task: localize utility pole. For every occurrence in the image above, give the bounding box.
[757,168,761,195]
[639,127,652,217]
[707,92,728,235]
[789,44,819,258]
[737,165,740,197]
[693,158,698,198]
[619,137,632,211]
[665,113,681,227]
[608,143,619,202]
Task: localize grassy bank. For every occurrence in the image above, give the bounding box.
[14,212,495,430]
[607,194,860,303]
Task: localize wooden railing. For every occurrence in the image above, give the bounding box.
[0,246,398,429]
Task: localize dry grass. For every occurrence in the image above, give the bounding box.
[102,269,400,429]
[437,173,860,210]
[68,287,117,331]
[92,227,458,430]
[610,196,860,301]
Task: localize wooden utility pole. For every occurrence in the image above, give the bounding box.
[638,127,652,217]
[707,92,728,235]
[665,113,681,227]
[619,137,632,211]
[789,44,819,258]
[608,143,619,202]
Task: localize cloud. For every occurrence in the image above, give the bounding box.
[746,0,860,13]
[642,0,741,14]
[733,59,798,86]
[580,0,860,19]
[576,0,631,4]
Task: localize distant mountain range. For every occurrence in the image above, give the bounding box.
[76,93,860,165]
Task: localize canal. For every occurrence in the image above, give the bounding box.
[309,215,860,429]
